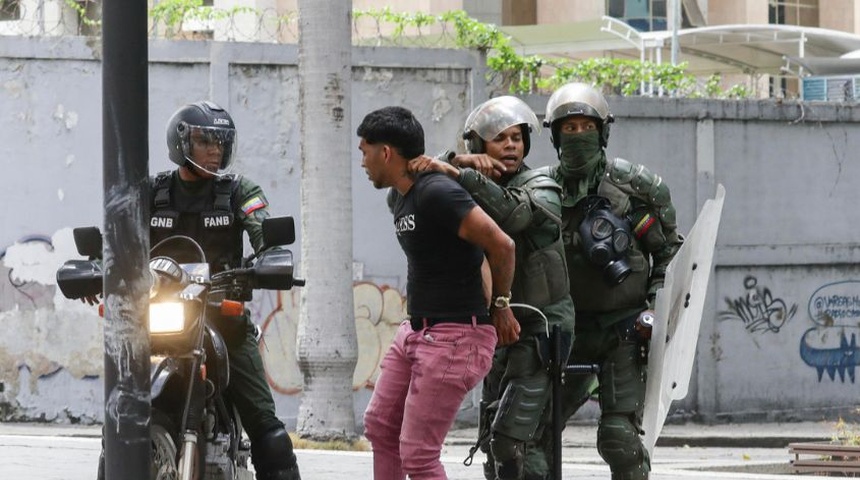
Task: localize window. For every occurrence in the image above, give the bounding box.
[768,0,819,27]
[606,0,685,32]
[0,0,21,21]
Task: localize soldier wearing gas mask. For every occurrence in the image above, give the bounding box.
[531,83,683,480]
[408,96,575,480]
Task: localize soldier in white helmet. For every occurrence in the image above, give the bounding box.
[409,95,575,480]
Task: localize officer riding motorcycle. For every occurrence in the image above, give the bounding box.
[90,101,302,480]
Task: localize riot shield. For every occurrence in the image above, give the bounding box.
[642,184,726,456]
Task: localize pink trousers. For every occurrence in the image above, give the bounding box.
[364,320,497,480]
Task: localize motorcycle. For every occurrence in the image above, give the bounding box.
[56,216,304,480]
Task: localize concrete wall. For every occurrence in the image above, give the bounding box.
[2,35,860,428]
[0,36,485,426]
[603,98,860,423]
[819,0,860,34]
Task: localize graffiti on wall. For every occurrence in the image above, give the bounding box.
[800,280,860,383]
[1,231,408,417]
[248,282,406,395]
[718,275,797,333]
[0,235,57,311]
[0,230,105,423]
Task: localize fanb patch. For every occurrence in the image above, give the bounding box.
[202,212,234,228]
[241,196,266,215]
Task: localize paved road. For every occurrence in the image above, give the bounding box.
[0,422,837,479]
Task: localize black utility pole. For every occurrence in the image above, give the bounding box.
[101,1,151,479]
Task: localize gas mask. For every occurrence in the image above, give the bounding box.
[577,195,633,285]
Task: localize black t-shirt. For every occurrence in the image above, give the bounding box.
[392,172,487,318]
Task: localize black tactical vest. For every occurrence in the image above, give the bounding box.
[150,171,244,273]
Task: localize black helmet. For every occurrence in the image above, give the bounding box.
[166,101,237,171]
[543,82,614,149]
[462,96,540,157]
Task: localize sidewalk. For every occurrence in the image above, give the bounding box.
[446,420,837,479]
[0,420,842,479]
[447,419,835,449]
[0,419,834,446]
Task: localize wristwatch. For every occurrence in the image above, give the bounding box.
[492,293,512,310]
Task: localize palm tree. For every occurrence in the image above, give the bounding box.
[295,0,359,441]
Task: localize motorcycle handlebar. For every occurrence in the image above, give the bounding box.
[211,267,306,291]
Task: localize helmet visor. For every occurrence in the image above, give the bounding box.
[464,96,540,142]
[181,124,237,174]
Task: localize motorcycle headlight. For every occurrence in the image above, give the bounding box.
[149,302,186,334]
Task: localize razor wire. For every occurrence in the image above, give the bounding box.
[0,1,463,47]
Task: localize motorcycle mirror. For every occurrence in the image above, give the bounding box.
[262,216,295,248]
[56,259,103,299]
[73,227,103,259]
[254,249,295,290]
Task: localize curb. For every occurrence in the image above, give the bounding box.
[445,434,833,450]
[655,435,831,449]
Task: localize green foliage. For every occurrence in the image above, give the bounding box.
[63,3,750,99]
[723,83,752,99]
[63,0,100,27]
[149,0,203,30]
[702,74,723,98]
[351,9,749,99]
[832,417,860,446]
[150,0,259,35]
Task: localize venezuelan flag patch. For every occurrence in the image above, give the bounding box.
[633,213,656,239]
[241,196,266,215]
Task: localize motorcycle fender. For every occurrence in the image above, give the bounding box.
[151,357,182,401]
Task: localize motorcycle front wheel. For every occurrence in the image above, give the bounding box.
[96,417,179,480]
[151,420,179,480]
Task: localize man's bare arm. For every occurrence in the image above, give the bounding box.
[458,205,520,346]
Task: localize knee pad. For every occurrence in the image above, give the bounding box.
[251,427,300,480]
[597,414,647,475]
[490,434,524,480]
[492,376,550,442]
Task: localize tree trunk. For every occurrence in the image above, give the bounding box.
[295,0,358,441]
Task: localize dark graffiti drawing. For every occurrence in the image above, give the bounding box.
[719,275,797,333]
[0,235,55,310]
[800,327,860,383]
[0,235,54,260]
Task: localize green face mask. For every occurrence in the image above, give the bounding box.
[558,131,602,179]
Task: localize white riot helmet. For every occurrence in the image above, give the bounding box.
[463,96,540,156]
[544,82,614,149]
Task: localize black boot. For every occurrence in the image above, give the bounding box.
[482,458,496,480]
[251,427,301,480]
